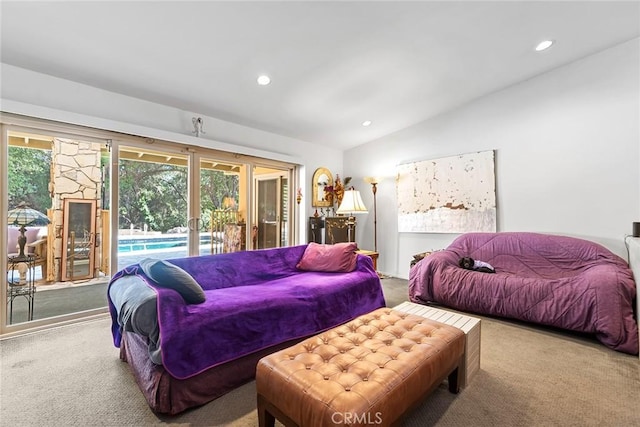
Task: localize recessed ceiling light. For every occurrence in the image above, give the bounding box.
[535,40,554,52]
[362,120,372,127]
[257,75,271,85]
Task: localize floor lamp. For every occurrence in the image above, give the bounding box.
[363,177,382,252]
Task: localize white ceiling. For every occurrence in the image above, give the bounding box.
[1,1,639,150]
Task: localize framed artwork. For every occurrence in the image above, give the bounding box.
[396,150,496,233]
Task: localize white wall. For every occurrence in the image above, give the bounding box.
[0,63,344,243]
[346,38,640,279]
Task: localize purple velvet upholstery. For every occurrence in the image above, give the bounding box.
[109,245,385,379]
[409,232,638,355]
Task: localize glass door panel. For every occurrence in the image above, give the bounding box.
[257,178,278,249]
[4,129,110,326]
[198,158,243,255]
[254,167,290,249]
[117,146,189,271]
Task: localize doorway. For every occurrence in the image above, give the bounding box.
[255,168,290,249]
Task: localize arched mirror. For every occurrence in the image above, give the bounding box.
[312,167,333,207]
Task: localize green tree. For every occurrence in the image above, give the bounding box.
[118,160,188,232]
[200,168,239,229]
[118,160,240,233]
[7,146,51,212]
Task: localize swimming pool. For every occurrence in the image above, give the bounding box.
[117,234,217,253]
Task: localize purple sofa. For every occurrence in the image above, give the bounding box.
[108,245,385,414]
[409,232,638,355]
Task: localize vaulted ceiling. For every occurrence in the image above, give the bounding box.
[1,1,638,150]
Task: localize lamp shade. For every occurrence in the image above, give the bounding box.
[336,190,368,215]
[363,176,383,185]
[7,202,51,227]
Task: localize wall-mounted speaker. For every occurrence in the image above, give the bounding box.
[633,222,640,237]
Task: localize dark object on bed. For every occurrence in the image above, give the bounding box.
[108,244,385,414]
[409,232,638,355]
[458,256,495,273]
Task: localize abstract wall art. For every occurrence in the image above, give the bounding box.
[396,150,496,233]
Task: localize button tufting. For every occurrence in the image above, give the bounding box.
[363,378,368,381]
[345,387,351,391]
[289,356,295,360]
[324,376,329,380]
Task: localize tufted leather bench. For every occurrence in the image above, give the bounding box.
[256,308,465,427]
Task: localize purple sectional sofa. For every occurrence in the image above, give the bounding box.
[108,244,385,414]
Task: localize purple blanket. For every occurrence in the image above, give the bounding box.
[109,245,385,379]
[409,232,638,355]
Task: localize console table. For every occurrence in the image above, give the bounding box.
[7,255,36,323]
[307,216,356,244]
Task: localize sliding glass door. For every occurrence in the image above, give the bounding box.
[115,146,295,262]
[1,116,298,334]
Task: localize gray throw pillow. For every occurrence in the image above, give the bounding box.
[139,258,206,304]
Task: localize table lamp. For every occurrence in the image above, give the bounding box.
[7,201,51,258]
[336,189,368,244]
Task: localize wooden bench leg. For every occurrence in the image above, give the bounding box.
[447,367,460,394]
[257,395,276,427]
[448,366,461,394]
[257,393,299,427]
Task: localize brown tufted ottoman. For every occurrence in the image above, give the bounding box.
[256,308,465,427]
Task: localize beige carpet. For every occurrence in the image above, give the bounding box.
[1,278,638,426]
